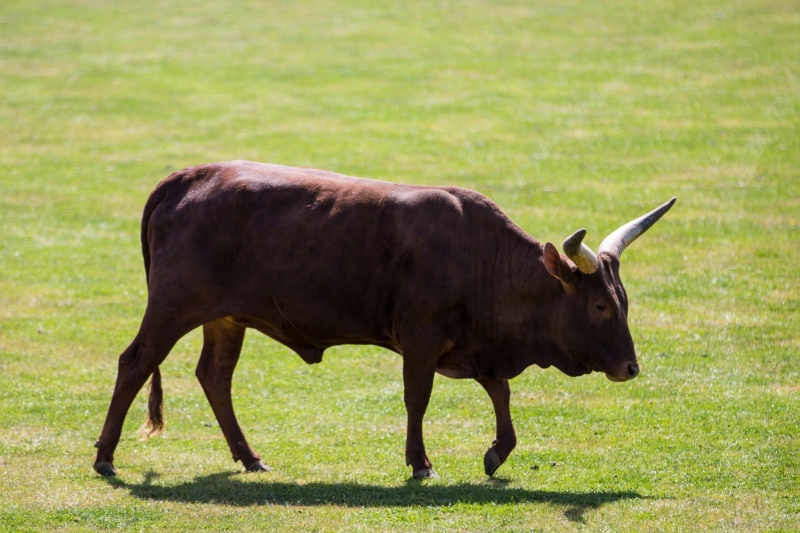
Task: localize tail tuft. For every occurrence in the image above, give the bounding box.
[138,367,165,439]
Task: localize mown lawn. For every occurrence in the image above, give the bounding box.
[0,0,798,531]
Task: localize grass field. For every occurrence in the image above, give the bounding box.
[1,0,798,531]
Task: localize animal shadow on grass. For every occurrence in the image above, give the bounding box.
[103,471,643,523]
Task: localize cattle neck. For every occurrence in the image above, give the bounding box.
[467,227,593,379]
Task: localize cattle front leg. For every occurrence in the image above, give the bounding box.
[477,378,516,476]
[196,319,269,473]
[401,337,441,479]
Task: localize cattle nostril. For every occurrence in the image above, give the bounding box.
[628,363,640,378]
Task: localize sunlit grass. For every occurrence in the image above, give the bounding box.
[1,0,798,531]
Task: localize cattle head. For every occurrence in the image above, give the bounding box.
[543,198,675,381]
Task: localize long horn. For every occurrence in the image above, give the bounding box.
[563,228,599,274]
[598,197,676,258]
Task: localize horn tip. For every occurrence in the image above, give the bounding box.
[563,228,588,251]
[566,228,587,240]
[656,197,676,216]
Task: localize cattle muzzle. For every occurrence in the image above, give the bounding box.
[605,362,640,382]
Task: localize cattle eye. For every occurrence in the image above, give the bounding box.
[596,304,606,311]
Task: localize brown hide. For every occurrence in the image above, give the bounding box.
[143,162,584,378]
[94,161,668,479]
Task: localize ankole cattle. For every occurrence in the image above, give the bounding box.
[94,161,674,479]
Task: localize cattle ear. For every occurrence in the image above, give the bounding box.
[544,242,577,286]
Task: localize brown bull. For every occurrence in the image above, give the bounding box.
[94,161,674,479]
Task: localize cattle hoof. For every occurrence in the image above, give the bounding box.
[245,460,272,473]
[94,462,118,477]
[484,448,501,477]
[412,467,439,479]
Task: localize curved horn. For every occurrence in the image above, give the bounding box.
[563,228,599,274]
[598,197,676,258]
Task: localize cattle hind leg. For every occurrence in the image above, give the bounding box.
[477,378,517,476]
[94,318,190,476]
[195,319,270,472]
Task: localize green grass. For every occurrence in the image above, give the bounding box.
[1,0,798,531]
